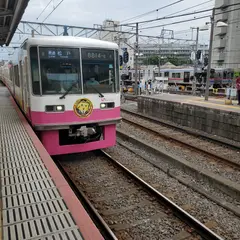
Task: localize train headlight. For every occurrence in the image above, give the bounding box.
[56,105,63,111]
[45,105,65,112]
[100,103,106,109]
[100,102,115,109]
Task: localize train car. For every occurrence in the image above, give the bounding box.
[0,36,121,155]
[160,67,234,87]
[161,68,193,85]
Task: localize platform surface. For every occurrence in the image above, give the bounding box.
[143,93,240,113]
[0,86,103,240]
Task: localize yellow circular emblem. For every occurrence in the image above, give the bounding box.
[73,98,93,118]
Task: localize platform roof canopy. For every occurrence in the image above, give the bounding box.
[0,0,29,46]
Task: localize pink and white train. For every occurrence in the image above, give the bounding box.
[0,36,121,155]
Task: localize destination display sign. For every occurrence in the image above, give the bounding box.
[81,49,114,61]
[39,48,79,59]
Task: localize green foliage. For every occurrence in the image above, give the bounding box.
[142,55,192,66]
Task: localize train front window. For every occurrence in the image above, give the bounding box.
[81,48,116,94]
[39,47,81,95]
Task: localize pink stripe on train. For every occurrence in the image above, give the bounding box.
[30,107,120,125]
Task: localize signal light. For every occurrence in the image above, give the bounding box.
[196,50,201,60]
[123,51,129,63]
[119,55,123,66]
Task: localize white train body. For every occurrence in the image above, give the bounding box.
[0,36,121,155]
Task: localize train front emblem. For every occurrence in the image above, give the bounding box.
[73,98,93,118]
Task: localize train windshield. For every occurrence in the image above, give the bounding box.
[39,47,81,95]
[30,47,119,95]
[30,47,81,95]
[81,48,117,94]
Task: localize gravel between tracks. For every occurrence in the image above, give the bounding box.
[117,137,240,207]
[105,144,240,240]
[119,111,240,186]
[59,153,192,240]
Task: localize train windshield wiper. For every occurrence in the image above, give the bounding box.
[87,84,104,98]
[59,81,78,99]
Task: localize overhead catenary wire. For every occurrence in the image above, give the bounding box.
[137,6,240,31]
[139,0,214,29]
[120,0,183,23]
[36,0,53,20]
[119,2,240,27]
[110,0,214,36]
[42,0,65,23]
[101,0,184,33]
[166,0,213,17]
[118,1,215,42]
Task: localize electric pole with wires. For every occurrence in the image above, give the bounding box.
[134,23,139,95]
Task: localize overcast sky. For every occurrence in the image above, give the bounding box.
[1,0,215,60]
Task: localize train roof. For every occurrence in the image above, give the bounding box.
[21,36,119,50]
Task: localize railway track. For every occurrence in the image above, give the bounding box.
[120,109,240,170]
[56,151,223,240]
[118,110,240,215]
[121,107,240,151]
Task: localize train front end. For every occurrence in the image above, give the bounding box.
[28,38,121,155]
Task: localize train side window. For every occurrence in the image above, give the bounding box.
[30,47,40,95]
[175,73,181,78]
[14,65,20,87]
[19,61,23,87]
[164,72,169,77]
[9,68,13,81]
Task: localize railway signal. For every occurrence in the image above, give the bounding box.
[196,50,201,60]
[120,55,123,66]
[123,51,129,63]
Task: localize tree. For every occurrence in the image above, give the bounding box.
[143,56,159,65]
[142,55,193,66]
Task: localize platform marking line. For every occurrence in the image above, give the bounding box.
[187,100,240,110]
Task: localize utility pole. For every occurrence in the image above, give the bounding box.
[192,27,199,96]
[134,23,139,95]
[194,27,199,76]
[158,43,161,77]
[205,8,215,101]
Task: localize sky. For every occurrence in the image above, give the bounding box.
[1,0,215,60]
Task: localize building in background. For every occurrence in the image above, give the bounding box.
[92,19,135,69]
[137,43,209,66]
[93,19,209,70]
[212,0,240,68]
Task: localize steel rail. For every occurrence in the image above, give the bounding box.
[55,159,118,240]
[121,114,240,170]
[101,150,224,240]
[121,108,240,151]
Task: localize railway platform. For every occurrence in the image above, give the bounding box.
[137,93,240,143]
[145,93,240,113]
[0,86,104,239]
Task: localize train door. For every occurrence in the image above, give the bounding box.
[19,61,24,109]
[183,72,190,82]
